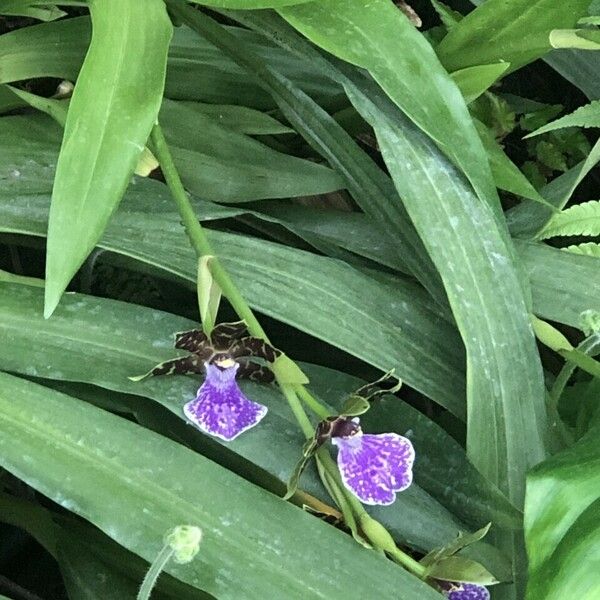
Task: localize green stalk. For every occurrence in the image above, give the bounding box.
[150,119,425,581]
[137,544,174,600]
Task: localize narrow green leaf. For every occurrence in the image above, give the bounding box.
[539,200,600,239]
[6,86,68,126]
[279,0,498,207]
[451,62,510,103]
[159,99,343,202]
[0,372,439,599]
[165,3,447,303]
[544,48,600,102]
[188,0,312,7]
[525,425,600,600]
[179,101,294,134]
[526,99,600,137]
[549,28,600,50]
[438,0,591,74]
[0,1,66,21]
[197,256,221,334]
[44,0,172,317]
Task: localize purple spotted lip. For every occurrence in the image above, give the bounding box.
[331,417,415,506]
[183,357,267,441]
[439,582,490,600]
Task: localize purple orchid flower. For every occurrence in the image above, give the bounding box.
[439,582,490,600]
[330,417,414,506]
[183,356,267,441]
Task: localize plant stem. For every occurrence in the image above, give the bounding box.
[137,544,174,600]
[150,120,422,579]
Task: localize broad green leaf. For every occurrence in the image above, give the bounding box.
[517,241,600,328]
[179,101,293,134]
[278,0,498,209]
[527,99,600,137]
[525,425,600,600]
[343,72,546,598]
[438,0,591,75]
[0,372,440,599]
[175,6,447,303]
[0,283,508,575]
[0,186,467,416]
[44,0,172,317]
[159,99,343,201]
[347,77,547,509]
[507,138,600,238]
[0,17,340,110]
[539,200,600,239]
[451,62,510,103]
[0,16,88,83]
[545,49,600,101]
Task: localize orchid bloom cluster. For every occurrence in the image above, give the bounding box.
[143,323,490,598]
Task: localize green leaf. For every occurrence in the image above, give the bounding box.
[279,0,498,209]
[426,556,499,586]
[517,240,600,329]
[0,1,66,21]
[549,28,600,50]
[0,16,90,84]
[545,49,600,101]
[179,101,294,134]
[162,4,447,303]
[0,372,440,599]
[539,200,600,238]
[159,99,343,202]
[0,280,507,563]
[525,425,600,600]
[565,242,600,257]
[6,85,69,126]
[44,0,172,317]
[188,0,312,8]
[527,100,600,137]
[421,524,492,567]
[451,62,510,103]
[438,0,591,75]
[507,138,600,238]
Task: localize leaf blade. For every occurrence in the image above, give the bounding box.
[44,0,172,316]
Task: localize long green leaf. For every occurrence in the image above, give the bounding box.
[44,0,172,317]
[438,0,591,74]
[517,241,600,328]
[167,4,446,305]
[0,282,509,576]
[526,99,600,136]
[347,77,547,506]
[525,425,600,600]
[278,0,498,208]
[0,372,439,599]
[159,99,342,201]
[0,16,340,110]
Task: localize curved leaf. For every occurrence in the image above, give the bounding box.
[44,0,172,317]
[525,425,600,600]
[278,0,498,208]
[0,372,440,599]
[438,0,591,75]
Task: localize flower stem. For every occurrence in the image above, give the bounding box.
[137,544,174,600]
[150,120,422,580]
